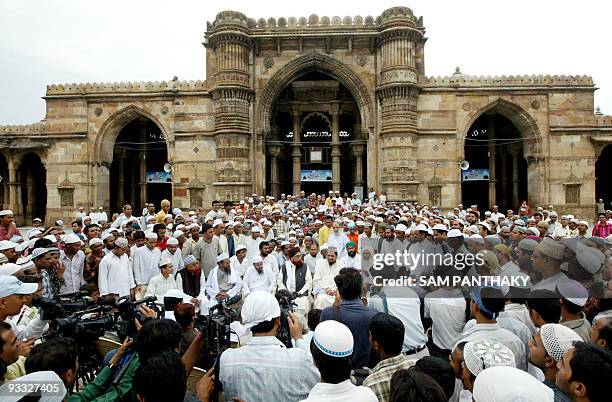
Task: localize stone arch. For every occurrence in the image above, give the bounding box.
[256,52,374,138]
[94,104,171,164]
[459,98,543,159]
[300,112,332,133]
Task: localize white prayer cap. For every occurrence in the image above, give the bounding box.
[241,291,281,330]
[0,241,16,251]
[556,279,589,306]
[570,218,580,225]
[43,235,57,243]
[469,234,485,244]
[145,232,158,241]
[263,220,272,226]
[395,223,408,233]
[575,242,604,274]
[235,244,246,253]
[472,366,553,402]
[539,323,582,363]
[16,256,34,271]
[216,253,229,263]
[172,208,182,216]
[433,223,448,232]
[114,237,128,248]
[0,210,14,217]
[31,248,50,259]
[164,288,185,300]
[188,223,200,231]
[414,224,428,232]
[313,320,354,358]
[526,227,540,237]
[537,237,566,260]
[355,221,365,226]
[172,230,185,239]
[513,219,526,226]
[0,370,67,402]
[314,220,323,225]
[89,238,103,247]
[64,234,82,245]
[447,229,463,238]
[280,241,291,247]
[464,340,516,378]
[27,229,42,239]
[166,237,179,246]
[183,255,197,266]
[213,219,224,228]
[101,232,113,242]
[251,255,263,264]
[0,263,22,276]
[578,220,589,227]
[478,221,491,232]
[158,258,173,268]
[250,226,262,233]
[189,210,197,215]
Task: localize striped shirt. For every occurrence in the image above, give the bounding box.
[362,354,416,402]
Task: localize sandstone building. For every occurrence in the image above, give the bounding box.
[1,6,611,225]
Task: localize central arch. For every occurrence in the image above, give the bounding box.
[257,53,374,138]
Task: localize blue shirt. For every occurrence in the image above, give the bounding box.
[320,299,378,369]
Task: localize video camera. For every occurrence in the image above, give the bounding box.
[275,289,297,348]
[115,295,161,340]
[195,294,240,368]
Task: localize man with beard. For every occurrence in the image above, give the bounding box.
[176,255,201,303]
[0,210,21,241]
[194,223,222,278]
[132,233,162,299]
[341,241,361,271]
[181,224,200,258]
[161,237,184,276]
[202,253,242,311]
[101,232,115,255]
[59,234,85,295]
[0,241,18,263]
[259,240,279,276]
[376,225,404,280]
[98,237,135,299]
[242,255,276,295]
[277,247,312,317]
[84,238,105,288]
[245,226,263,264]
[326,220,349,260]
[312,246,345,309]
[510,225,527,249]
[406,224,436,279]
[32,246,64,298]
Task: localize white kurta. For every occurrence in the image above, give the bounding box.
[277,261,312,316]
[300,380,377,402]
[341,253,362,271]
[242,265,276,295]
[245,237,263,263]
[98,252,135,297]
[312,259,344,309]
[161,248,185,275]
[145,273,178,302]
[230,255,250,278]
[132,246,162,285]
[59,249,86,295]
[201,267,243,311]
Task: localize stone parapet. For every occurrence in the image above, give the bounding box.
[422,74,593,88]
[0,122,46,135]
[46,80,207,96]
[595,114,612,125]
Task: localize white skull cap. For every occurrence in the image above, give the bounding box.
[463,339,516,378]
[313,320,354,357]
[539,323,582,363]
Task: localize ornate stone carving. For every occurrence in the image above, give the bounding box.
[94,107,103,116]
[565,184,580,204]
[263,56,274,69]
[356,55,367,67]
[530,99,540,110]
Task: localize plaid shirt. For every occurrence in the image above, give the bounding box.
[272,219,288,237]
[362,354,416,402]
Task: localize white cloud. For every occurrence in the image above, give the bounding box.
[0,0,610,124]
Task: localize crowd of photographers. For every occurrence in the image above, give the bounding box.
[0,192,612,401]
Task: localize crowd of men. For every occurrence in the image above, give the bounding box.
[0,189,612,402]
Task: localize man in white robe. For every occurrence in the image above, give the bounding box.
[98,238,135,298]
[242,255,276,295]
[312,247,345,309]
[160,237,184,275]
[145,258,178,303]
[132,232,162,299]
[201,253,242,313]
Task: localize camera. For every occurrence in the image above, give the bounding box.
[275,289,297,348]
[195,294,240,368]
[115,296,161,340]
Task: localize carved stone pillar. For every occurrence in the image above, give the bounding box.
[206,11,253,201]
[117,151,125,209]
[499,150,507,208]
[138,118,148,204]
[376,9,425,202]
[330,105,341,192]
[291,110,301,195]
[268,143,282,199]
[488,114,496,208]
[511,147,519,209]
[7,156,18,215]
[352,143,365,189]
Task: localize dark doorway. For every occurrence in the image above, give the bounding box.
[462,113,527,211]
[18,153,47,223]
[596,144,612,210]
[110,118,171,213]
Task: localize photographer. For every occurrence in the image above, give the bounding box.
[24,336,133,401]
[219,291,319,402]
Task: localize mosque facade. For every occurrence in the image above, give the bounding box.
[1,6,611,224]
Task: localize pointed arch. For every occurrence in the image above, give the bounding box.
[256,52,374,138]
[459,98,542,158]
[94,105,170,164]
